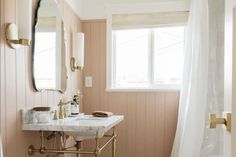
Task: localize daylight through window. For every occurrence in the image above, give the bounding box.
[111,26,185,89]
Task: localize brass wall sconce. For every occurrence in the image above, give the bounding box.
[5,0,32,49]
[6,24,31,49]
[71,32,84,71]
[71,57,83,71]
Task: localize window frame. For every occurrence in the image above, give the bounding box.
[106,16,185,92]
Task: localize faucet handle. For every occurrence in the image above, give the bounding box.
[58,99,63,106]
[63,108,68,118]
[53,110,59,120]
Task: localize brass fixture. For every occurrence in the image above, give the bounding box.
[57,94,81,119]
[53,110,59,120]
[209,112,231,131]
[70,57,83,71]
[58,99,73,119]
[28,127,117,157]
[75,141,82,157]
[71,32,84,72]
[5,23,31,49]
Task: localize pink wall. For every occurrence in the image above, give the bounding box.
[0,1,180,156]
[82,20,180,157]
[0,0,82,157]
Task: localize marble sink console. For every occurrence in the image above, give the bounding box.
[22,109,124,141]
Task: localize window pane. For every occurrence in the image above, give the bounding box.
[34,32,56,89]
[154,26,184,84]
[114,29,149,88]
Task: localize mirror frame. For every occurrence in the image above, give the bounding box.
[32,0,67,93]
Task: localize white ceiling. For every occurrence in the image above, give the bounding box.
[66,0,190,20]
[66,0,83,18]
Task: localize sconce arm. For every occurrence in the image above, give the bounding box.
[7,39,31,46]
[5,23,31,49]
[70,57,83,71]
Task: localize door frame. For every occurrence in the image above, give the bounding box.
[224,0,236,156]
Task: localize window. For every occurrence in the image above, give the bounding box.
[153,26,185,85]
[107,12,188,91]
[35,32,56,89]
[110,26,185,90]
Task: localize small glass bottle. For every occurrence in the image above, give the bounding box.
[71,91,81,115]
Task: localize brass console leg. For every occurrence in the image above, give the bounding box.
[40,131,46,154]
[40,131,44,148]
[112,128,116,157]
[94,132,101,157]
[76,141,82,157]
[28,129,117,157]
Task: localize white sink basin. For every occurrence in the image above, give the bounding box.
[72,116,105,121]
[22,111,124,141]
[64,115,118,140]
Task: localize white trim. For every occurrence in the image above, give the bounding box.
[112,11,189,30]
[150,29,155,85]
[111,32,117,88]
[105,85,180,92]
[105,1,190,17]
[66,0,190,20]
[106,13,113,90]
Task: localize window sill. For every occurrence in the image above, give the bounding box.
[105,85,180,92]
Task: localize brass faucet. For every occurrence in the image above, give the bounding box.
[57,93,81,119]
[58,99,73,119]
[54,93,81,120]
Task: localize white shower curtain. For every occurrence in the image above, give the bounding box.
[171,0,224,156]
[171,1,209,156]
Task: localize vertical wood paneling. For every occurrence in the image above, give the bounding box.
[127,93,137,157]
[82,22,92,113]
[0,0,6,154]
[0,3,179,157]
[5,0,17,157]
[155,93,165,157]
[82,20,180,157]
[145,93,155,157]
[16,41,27,157]
[0,0,82,157]
[0,0,6,153]
[164,93,179,157]
[135,93,146,157]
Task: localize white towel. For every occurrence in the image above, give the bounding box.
[0,134,3,157]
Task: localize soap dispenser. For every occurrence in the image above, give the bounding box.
[71,91,81,115]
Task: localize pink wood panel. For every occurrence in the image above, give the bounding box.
[82,20,180,157]
[16,43,27,157]
[0,0,6,153]
[155,93,165,157]
[164,93,179,157]
[4,0,17,157]
[135,93,146,157]
[145,93,156,157]
[0,0,82,157]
